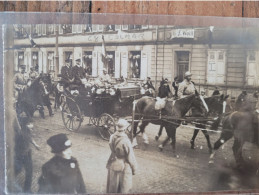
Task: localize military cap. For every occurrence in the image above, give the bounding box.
[116,118,129,132]
[75,58,81,62]
[47,133,72,153]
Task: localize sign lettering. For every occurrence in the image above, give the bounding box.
[171,29,195,39]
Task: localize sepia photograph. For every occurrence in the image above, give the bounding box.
[3,16,259,194]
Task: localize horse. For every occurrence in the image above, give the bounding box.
[209,91,259,170]
[155,94,229,153]
[16,74,52,119]
[132,93,208,155]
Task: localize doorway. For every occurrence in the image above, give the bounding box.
[176,51,190,82]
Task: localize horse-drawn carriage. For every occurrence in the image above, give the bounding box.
[60,82,142,140]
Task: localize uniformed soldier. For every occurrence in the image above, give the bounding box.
[61,59,74,88]
[144,77,155,90]
[13,64,29,100]
[72,58,86,85]
[29,67,39,81]
[158,78,171,98]
[38,133,86,194]
[178,71,196,98]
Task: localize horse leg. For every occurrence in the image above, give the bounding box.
[201,128,213,154]
[190,129,199,149]
[139,121,149,144]
[232,138,245,168]
[170,129,177,157]
[132,121,139,148]
[155,125,164,141]
[209,131,233,164]
[38,105,45,119]
[158,136,170,152]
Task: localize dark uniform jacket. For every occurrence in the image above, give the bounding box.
[61,65,73,84]
[158,84,171,98]
[72,65,85,85]
[38,155,86,194]
[144,81,155,90]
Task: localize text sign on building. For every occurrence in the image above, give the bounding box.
[171,29,195,39]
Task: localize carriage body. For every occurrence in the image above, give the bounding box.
[61,82,142,140]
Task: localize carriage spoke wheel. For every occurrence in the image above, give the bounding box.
[98,113,116,141]
[62,97,82,132]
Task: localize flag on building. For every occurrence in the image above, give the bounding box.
[101,35,107,68]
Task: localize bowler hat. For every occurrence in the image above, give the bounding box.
[47,133,72,153]
[117,119,129,132]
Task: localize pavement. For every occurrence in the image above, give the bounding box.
[12,107,259,194]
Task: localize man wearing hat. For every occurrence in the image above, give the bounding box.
[61,59,74,89]
[13,64,29,100]
[158,78,171,98]
[38,133,86,194]
[72,58,86,86]
[106,119,138,193]
[29,66,39,81]
[178,71,196,98]
[144,77,155,91]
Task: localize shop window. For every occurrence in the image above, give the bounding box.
[83,51,93,76]
[47,52,55,72]
[64,51,73,66]
[32,52,39,69]
[18,52,25,68]
[129,51,141,78]
[106,51,115,77]
[207,50,226,84]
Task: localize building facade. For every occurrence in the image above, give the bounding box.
[12,24,259,97]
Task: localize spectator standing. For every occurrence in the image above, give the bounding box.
[106,119,138,193]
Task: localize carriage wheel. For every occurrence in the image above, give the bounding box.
[97,113,116,141]
[62,97,83,132]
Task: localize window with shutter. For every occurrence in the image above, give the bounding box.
[77,25,83,33]
[122,25,128,30]
[115,25,121,31]
[246,51,258,86]
[98,25,103,32]
[142,25,148,29]
[72,25,77,33]
[59,25,63,34]
[207,50,226,84]
[92,25,97,32]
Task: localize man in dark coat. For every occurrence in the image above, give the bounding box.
[158,78,171,98]
[14,113,40,193]
[144,77,155,90]
[38,133,86,194]
[72,58,86,86]
[61,59,74,88]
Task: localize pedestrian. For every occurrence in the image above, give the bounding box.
[38,133,86,194]
[178,71,196,98]
[172,76,179,97]
[106,119,138,193]
[158,78,171,98]
[14,113,40,193]
[13,64,29,100]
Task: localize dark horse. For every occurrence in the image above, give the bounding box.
[155,94,229,153]
[209,91,259,169]
[16,74,52,119]
[132,93,208,155]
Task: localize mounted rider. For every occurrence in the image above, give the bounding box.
[178,71,196,99]
[13,64,29,100]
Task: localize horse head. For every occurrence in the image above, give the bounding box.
[205,94,229,116]
[236,91,257,111]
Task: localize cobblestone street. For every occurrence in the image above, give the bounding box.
[16,108,259,194]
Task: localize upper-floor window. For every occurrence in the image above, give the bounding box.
[129,51,141,78]
[61,25,72,34]
[83,51,92,76]
[47,24,55,35]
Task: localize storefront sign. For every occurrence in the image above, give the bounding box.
[171,29,194,39]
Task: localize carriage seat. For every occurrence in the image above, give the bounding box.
[155,97,167,110]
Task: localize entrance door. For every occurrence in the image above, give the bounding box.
[176,51,189,82]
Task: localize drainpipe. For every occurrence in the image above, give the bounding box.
[55,24,59,80]
[155,26,158,91]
